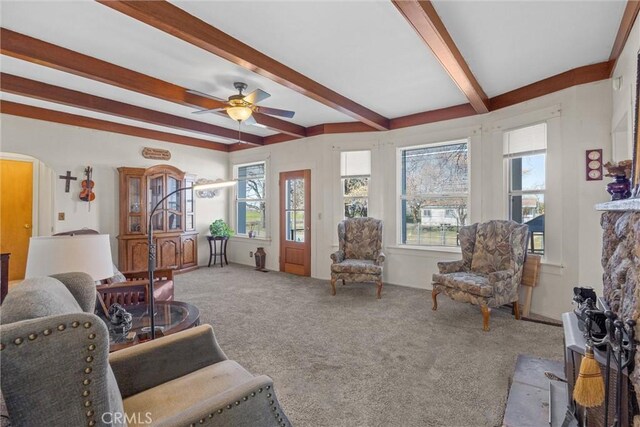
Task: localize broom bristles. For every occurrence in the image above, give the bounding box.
[573,346,605,408]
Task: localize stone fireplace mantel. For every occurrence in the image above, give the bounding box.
[596,197,640,415]
[596,198,640,212]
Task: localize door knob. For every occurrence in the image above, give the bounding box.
[24,224,31,229]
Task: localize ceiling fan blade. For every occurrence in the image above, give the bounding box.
[243,88,271,105]
[192,107,225,115]
[244,115,258,126]
[186,89,227,102]
[255,106,295,118]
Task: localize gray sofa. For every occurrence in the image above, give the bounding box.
[0,273,290,427]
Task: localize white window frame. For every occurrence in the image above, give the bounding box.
[503,123,547,255]
[233,160,267,238]
[397,138,471,247]
[340,150,371,219]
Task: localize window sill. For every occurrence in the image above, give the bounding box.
[230,235,272,243]
[386,245,462,254]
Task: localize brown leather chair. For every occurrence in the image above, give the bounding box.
[97,268,174,310]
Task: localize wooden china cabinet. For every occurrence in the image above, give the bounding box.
[117,165,198,273]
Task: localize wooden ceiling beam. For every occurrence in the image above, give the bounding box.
[489,61,613,111]
[390,103,477,129]
[0,101,230,152]
[609,0,640,73]
[0,28,304,138]
[392,0,490,114]
[98,0,390,131]
[0,73,264,146]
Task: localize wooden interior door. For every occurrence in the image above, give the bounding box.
[0,159,33,280]
[279,170,311,276]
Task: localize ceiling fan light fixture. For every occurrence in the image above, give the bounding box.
[226,106,253,122]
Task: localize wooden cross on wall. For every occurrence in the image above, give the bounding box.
[58,171,77,193]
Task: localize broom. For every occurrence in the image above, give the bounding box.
[573,341,605,408]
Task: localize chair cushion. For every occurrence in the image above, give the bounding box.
[432,272,493,297]
[331,259,381,275]
[470,220,516,275]
[123,360,253,426]
[154,280,174,301]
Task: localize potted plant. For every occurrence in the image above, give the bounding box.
[209,219,234,238]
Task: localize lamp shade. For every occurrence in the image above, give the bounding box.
[25,235,114,281]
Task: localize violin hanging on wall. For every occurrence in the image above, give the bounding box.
[79,166,96,204]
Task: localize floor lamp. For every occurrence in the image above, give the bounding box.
[147,179,236,339]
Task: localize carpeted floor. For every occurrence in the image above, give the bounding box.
[175,264,563,427]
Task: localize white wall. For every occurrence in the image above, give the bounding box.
[228,80,614,320]
[611,13,640,161]
[0,115,229,267]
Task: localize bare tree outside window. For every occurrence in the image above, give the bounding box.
[401,141,469,246]
[236,163,266,238]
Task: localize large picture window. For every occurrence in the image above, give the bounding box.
[235,162,266,238]
[400,140,469,246]
[504,123,547,254]
[341,150,370,218]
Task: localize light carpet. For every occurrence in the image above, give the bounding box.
[174,264,563,427]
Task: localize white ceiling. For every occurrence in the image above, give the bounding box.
[433,0,626,97]
[0,0,629,145]
[174,0,469,117]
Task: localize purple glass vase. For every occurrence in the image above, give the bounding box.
[606,175,631,200]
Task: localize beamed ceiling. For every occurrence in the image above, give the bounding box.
[0,0,636,153]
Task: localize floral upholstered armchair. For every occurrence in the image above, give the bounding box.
[431,220,529,331]
[330,217,385,298]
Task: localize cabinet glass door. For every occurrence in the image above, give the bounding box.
[167,176,182,231]
[127,177,142,233]
[149,175,164,232]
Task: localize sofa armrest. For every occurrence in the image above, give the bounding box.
[376,251,386,266]
[436,260,467,274]
[330,250,345,264]
[109,324,227,398]
[157,375,290,427]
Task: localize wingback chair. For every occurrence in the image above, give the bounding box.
[330,217,385,298]
[431,220,529,331]
[0,273,290,427]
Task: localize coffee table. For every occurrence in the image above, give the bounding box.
[104,301,200,352]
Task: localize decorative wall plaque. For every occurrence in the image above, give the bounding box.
[586,149,603,181]
[142,147,171,161]
[195,178,218,198]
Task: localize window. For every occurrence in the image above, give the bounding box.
[504,123,547,255]
[235,162,266,238]
[400,140,469,246]
[341,151,370,218]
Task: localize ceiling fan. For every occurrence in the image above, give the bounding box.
[188,82,295,126]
